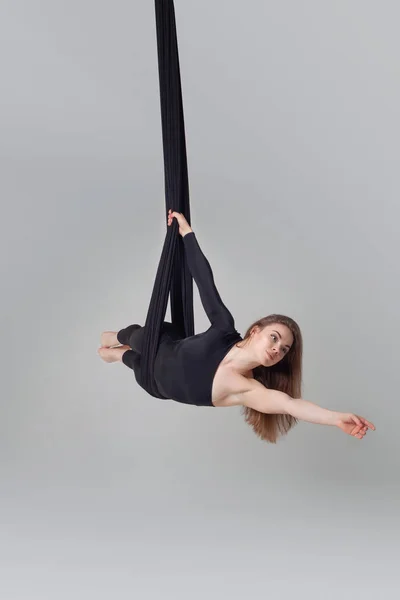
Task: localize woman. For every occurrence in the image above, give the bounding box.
[98,210,375,444]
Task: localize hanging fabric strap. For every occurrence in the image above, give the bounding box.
[140,0,195,398]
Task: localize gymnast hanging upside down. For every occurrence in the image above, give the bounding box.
[98,210,375,444]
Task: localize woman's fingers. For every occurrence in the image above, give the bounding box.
[352,414,376,435]
[355,416,375,431]
[168,209,187,233]
[167,209,175,225]
[361,417,376,430]
[168,209,179,221]
[356,425,368,439]
[350,421,368,438]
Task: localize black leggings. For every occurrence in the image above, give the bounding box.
[117,322,182,371]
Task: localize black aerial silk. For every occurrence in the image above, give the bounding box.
[140,0,194,398]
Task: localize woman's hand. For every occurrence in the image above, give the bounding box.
[167,209,193,237]
[335,413,376,439]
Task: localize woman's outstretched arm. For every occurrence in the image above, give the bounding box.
[240,381,375,439]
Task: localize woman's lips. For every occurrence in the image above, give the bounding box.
[266,351,273,360]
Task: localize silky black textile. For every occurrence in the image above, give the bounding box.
[118,233,243,406]
[138,0,195,398]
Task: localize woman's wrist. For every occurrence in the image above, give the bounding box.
[289,399,342,426]
[328,411,342,427]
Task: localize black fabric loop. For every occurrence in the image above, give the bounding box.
[140,1,195,397]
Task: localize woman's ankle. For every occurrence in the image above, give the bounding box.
[101,331,120,347]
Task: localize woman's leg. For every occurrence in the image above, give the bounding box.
[97,345,132,363]
[116,324,143,352]
[100,325,142,349]
[100,321,182,361]
[100,331,120,348]
[97,343,142,383]
[116,322,182,351]
[97,344,142,387]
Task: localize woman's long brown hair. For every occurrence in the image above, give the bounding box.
[237,314,303,444]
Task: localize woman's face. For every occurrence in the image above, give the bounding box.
[251,323,294,366]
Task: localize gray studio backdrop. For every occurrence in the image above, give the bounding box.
[1,1,399,598]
